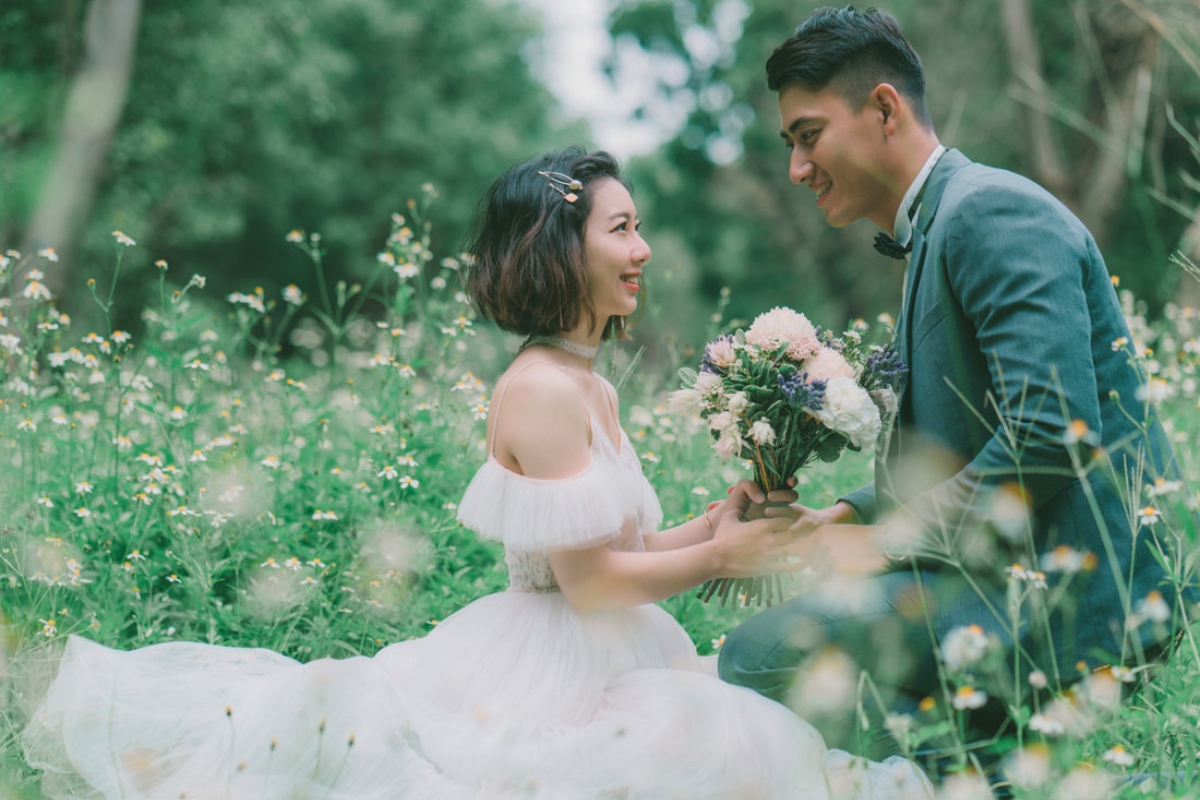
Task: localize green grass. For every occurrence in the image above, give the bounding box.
[1,212,1199,799]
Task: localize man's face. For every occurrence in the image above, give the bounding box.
[777,81,897,230]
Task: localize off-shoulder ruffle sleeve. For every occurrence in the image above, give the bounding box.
[457,457,649,552]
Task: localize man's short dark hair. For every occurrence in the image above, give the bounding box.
[465,147,634,339]
[766,6,932,128]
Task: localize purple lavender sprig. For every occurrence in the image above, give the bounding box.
[778,373,826,410]
[864,345,907,389]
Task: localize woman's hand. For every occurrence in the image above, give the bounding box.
[708,506,801,579]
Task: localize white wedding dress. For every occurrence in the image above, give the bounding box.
[22,392,933,799]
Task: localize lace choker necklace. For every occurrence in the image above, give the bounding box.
[521,335,599,360]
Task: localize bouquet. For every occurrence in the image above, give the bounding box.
[670,307,906,606]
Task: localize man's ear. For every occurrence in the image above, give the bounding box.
[871,83,903,135]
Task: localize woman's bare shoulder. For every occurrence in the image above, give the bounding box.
[492,359,591,476]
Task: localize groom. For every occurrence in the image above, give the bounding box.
[719,5,1191,756]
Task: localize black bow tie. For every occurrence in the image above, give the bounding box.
[873,232,911,260]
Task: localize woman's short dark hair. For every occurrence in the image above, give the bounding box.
[766,6,932,129]
[464,147,633,340]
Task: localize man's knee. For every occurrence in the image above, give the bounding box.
[717,607,822,703]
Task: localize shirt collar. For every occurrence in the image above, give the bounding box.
[892,144,946,247]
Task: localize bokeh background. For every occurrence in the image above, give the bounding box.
[3,0,1199,350]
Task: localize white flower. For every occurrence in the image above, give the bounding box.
[399,475,419,489]
[704,338,738,369]
[1101,745,1134,767]
[378,465,399,480]
[1005,745,1052,791]
[22,280,51,300]
[788,648,858,717]
[260,456,281,469]
[749,419,776,446]
[936,772,993,800]
[1005,563,1047,588]
[1056,765,1116,800]
[714,431,744,460]
[988,483,1032,543]
[940,624,989,671]
[38,247,59,262]
[283,284,303,305]
[727,391,749,417]
[694,372,722,397]
[1027,670,1048,689]
[112,230,136,246]
[395,263,419,279]
[1135,378,1170,403]
[707,411,735,434]
[813,377,882,448]
[883,713,913,742]
[1135,590,1171,623]
[1040,545,1092,574]
[1146,477,1183,498]
[668,388,704,417]
[952,686,988,710]
[1136,506,1162,526]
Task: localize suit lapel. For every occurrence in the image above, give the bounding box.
[893,148,969,405]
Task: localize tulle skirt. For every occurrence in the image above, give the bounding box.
[22,590,931,799]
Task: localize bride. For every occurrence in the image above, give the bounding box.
[22,148,933,799]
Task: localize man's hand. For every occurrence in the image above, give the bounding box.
[791,523,889,576]
[788,499,858,532]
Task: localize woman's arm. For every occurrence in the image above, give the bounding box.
[641,481,800,552]
[549,510,798,611]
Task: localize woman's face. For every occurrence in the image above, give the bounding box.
[583,178,650,323]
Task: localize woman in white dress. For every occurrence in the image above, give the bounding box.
[21,148,933,799]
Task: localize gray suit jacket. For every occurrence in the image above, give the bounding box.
[842,149,1186,664]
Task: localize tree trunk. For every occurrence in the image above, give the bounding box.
[999,0,1071,199]
[999,0,1159,244]
[23,0,142,299]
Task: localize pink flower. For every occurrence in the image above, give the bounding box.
[704,338,738,369]
[745,307,820,362]
[803,348,855,383]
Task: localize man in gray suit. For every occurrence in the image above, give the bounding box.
[719,5,1190,758]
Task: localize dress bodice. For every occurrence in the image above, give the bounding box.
[457,423,661,593]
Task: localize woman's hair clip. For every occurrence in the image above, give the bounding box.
[537,171,583,203]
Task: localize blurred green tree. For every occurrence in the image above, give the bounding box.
[1,0,576,324]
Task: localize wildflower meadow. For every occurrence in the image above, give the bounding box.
[1,195,1200,799]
